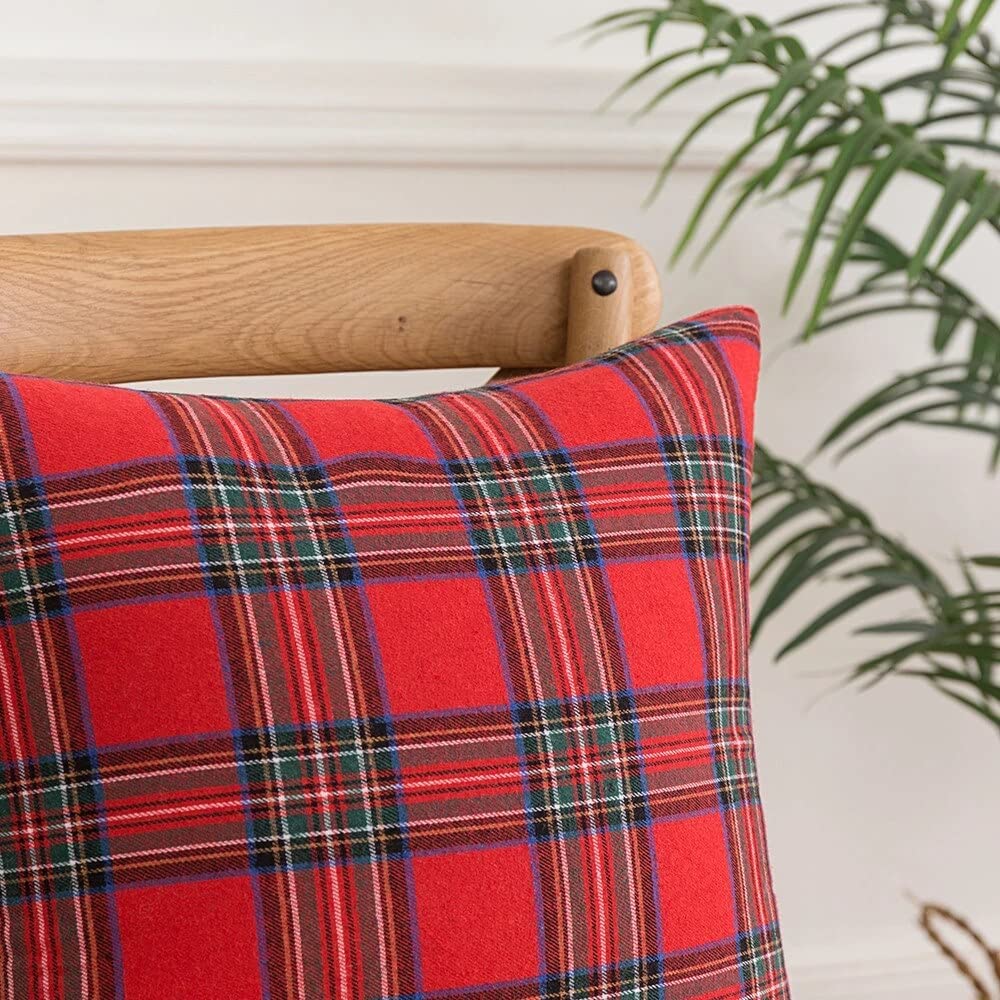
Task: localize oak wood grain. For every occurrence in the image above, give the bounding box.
[0,224,662,384]
[564,247,634,364]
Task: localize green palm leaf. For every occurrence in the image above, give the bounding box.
[907,163,983,280]
[936,175,1000,267]
[785,118,885,309]
[643,87,769,204]
[752,444,999,730]
[804,137,922,334]
[588,0,1000,328]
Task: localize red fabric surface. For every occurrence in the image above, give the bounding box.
[0,306,789,999]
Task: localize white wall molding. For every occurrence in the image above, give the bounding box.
[0,58,750,168]
[787,948,965,1000]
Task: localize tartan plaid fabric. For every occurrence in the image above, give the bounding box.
[0,305,789,999]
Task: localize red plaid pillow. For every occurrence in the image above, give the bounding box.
[0,305,788,999]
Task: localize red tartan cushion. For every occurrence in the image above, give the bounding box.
[0,305,788,999]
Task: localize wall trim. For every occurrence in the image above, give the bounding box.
[0,58,751,168]
[786,948,964,999]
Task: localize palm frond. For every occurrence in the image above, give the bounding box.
[752,444,1000,730]
[584,0,1000,334]
[813,223,1000,465]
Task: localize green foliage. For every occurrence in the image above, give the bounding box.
[816,224,1000,467]
[587,0,1000,333]
[753,445,1000,730]
[587,0,1000,730]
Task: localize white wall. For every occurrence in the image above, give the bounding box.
[2,4,997,997]
[0,0,670,64]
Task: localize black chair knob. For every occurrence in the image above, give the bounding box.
[591,269,618,296]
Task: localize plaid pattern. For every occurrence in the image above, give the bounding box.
[0,306,789,999]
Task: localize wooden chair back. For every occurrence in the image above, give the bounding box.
[0,224,662,384]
